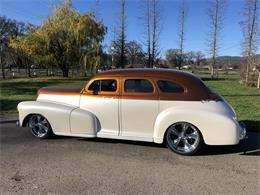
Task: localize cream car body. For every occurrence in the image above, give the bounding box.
[17,69,246,155]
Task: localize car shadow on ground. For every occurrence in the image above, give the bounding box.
[78,137,166,148]
[77,132,259,156]
[240,120,260,133]
[197,132,260,156]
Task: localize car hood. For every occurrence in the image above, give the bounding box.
[37,86,83,96]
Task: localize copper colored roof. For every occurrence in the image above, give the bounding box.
[96,68,195,78]
[37,68,222,102]
[94,68,218,101]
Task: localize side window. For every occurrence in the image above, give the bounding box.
[157,80,184,93]
[124,79,154,93]
[88,80,117,92]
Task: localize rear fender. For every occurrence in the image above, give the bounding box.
[153,107,239,145]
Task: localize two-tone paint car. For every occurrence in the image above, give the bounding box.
[17,69,246,155]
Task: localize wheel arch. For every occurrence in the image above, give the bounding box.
[22,113,33,127]
[21,113,50,127]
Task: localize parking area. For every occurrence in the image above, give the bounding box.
[0,123,259,194]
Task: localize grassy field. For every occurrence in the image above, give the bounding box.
[0,77,87,114]
[0,72,259,131]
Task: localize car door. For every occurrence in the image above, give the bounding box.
[120,77,159,140]
[80,78,119,137]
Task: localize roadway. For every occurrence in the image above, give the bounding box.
[0,123,259,194]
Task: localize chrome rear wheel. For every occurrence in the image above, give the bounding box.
[166,122,202,155]
[28,114,52,139]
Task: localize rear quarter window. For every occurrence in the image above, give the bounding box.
[157,80,184,93]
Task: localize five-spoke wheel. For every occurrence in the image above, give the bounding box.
[166,122,202,155]
[28,114,52,139]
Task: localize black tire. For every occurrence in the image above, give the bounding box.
[166,122,203,155]
[28,114,53,139]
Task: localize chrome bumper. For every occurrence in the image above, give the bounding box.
[239,122,247,140]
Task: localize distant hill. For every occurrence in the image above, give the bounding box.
[216,54,260,62]
[216,56,242,61]
[208,54,260,69]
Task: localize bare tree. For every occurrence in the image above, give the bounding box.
[185,51,195,65]
[178,0,187,69]
[255,59,260,88]
[195,51,205,66]
[207,0,226,79]
[240,0,259,85]
[140,0,152,68]
[151,0,161,68]
[111,0,127,68]
[165,49,181,68]
[146,0,151,67]
[141,0,161,68]
[119,0,127,68]
[126,41,145,65]
[114,0,127,68]
[109,26,117,68]
[93,0,100,21]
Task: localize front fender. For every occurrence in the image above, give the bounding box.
[153,107,240,145]
[18,101,76,134]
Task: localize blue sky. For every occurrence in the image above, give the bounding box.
[0,0,254,57]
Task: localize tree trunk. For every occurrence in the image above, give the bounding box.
[71,68,74,77]
[27,64,31,77]
[119,0,126,68]
[147,0,151,68]
[90,64,94,74]
[257,71,260,89]
[0,55,5,79]
[151,0,157,68]
[242,0,257,86]
[1,65,5,79]
[245,61,249,84]
[179,0,185,69]
[62,68,69,77]
[46,67,49,76]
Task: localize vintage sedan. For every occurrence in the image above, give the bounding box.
[17,69,246,155]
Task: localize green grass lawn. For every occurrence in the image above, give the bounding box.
[0,77,87,115]
[199,72,260,121]
[0,73,259,131]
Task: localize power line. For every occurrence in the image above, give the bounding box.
[220,43,241,52]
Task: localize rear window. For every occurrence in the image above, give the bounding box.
[157,80,184,93]
[124,79,154,93]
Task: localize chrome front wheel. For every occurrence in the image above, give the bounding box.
[28,114,52,139]
[166,122,202,155]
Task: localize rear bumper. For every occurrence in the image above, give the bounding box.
[238,121,247,140]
